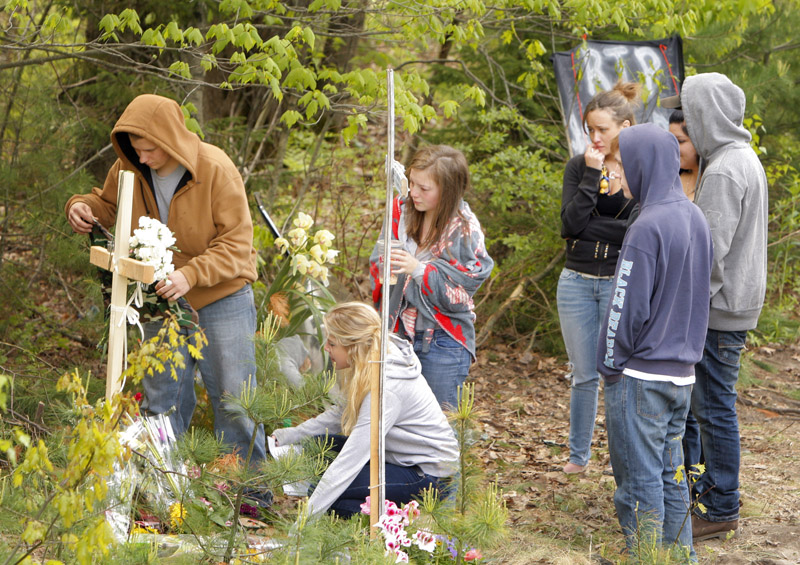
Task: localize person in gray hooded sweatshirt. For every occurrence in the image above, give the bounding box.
[598,123,712,560]
[271,301,458,518]
[663,73,768,541]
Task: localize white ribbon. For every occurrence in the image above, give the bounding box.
[110,255,147,392]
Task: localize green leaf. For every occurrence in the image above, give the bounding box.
[281,110,303,128]
[284,66,316,89]
[119,8,142,35]
[141,28,166,48]
[168,61,191,79]
[164,21,181,43]
[98,14,120,37]
[441,99,459,118]
[302,27,315,49]
[201,53,217,71]
[184,27,204,46]
[465,84,486,107]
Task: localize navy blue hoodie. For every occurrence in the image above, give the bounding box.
[597,124,713,384]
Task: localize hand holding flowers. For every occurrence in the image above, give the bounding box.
[129,216,198,328]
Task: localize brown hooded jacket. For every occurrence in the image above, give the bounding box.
[65,94,258,310]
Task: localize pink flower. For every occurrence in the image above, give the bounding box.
[384,500,402,516]
[403,500,420,523]
[464,548,483,561]
[360,496,371,515]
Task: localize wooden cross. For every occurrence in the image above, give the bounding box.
[89,170,155,402]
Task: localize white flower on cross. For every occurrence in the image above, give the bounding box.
[129,216,177,281]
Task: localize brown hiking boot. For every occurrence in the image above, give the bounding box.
[692,514,738,541]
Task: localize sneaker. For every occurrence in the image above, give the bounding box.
[692,514,738,541]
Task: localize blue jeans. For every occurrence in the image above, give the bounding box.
[690,329,747,522]
[682,408,701,483]
[605,377,695,560]
[556,268,614,466]
[414,329,471,411]
[315,435,449,518]
[141,285,266,464]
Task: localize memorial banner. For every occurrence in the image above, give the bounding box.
[552,35,684,156]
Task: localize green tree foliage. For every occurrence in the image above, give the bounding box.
[0,0,796,364]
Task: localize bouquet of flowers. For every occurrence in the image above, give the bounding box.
[129,216,176,281]
[129,216,198,329]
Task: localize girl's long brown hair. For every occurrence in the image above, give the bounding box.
[405,145,470,249]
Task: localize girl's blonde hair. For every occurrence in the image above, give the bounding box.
[405,144,470,249]
[583,81,642,130]
[324,302,382,435]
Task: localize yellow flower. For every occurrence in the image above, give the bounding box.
[131,524,158,534]
[308,263,329,286]
[293,254,311,275]
[274,237,289,254]
[313,229,335,247]
[287,227,307,248]
[309,244,325,264]
[293,212,314,230]
[169,502,186,528]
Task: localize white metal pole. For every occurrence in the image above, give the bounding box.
[370,68,394,528]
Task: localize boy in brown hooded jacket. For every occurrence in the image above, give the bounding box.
[66,94,266,465]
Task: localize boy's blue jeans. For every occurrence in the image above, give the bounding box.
[605,376,695,560]
[141,285,266,464]
[556,268,614,466]
[686,328,747,522]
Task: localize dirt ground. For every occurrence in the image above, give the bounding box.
[470,339,800,564]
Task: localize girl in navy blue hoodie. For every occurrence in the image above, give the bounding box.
[598,123,712,560]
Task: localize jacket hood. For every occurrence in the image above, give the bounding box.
[385,334,421,380]
[111,94,200,178]
[618,123,683,206]
[680,73,751,159]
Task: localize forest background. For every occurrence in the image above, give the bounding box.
[0,0,799,563]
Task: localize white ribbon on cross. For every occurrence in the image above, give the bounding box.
[108,255,147,392]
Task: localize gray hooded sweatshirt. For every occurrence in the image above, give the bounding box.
[680,73,768,331]
[272,334,458,517]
